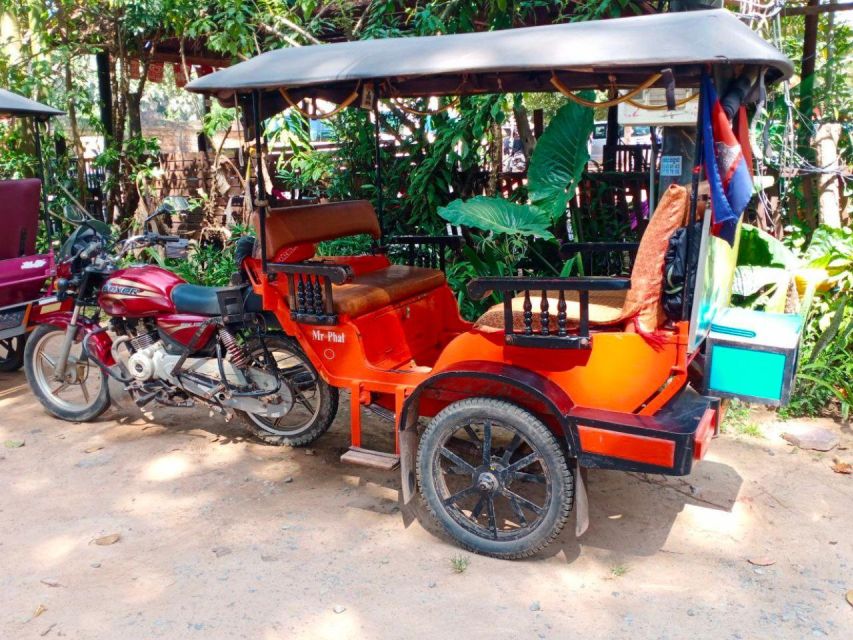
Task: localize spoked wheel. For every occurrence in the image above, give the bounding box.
[24,324,110,421]
[239,334,338,446]
[0,335,25,372]
[417,397,573,559]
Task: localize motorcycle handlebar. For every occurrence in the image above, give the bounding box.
[79,240,102,260]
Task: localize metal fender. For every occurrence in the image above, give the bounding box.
[34,311,115,367]
[397,360,577,505]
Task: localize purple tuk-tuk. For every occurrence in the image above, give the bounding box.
[0,88,64,371]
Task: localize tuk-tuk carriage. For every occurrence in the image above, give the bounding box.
[181,9,792,559]
[0,89,66,371]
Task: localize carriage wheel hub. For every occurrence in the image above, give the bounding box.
[476,472,499,493]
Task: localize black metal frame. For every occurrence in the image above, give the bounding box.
[568,387,720,476]
[467,276,630,349]
[380,234,464,272]
[559,241,640,276]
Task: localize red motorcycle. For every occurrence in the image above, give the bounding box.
[23,221,338,445]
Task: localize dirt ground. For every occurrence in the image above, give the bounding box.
[1,369,851,640]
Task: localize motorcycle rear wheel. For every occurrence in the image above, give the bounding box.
[238,334,338,446]
[24,324,111,422]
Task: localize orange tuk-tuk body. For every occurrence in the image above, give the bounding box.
[186,9,794,558]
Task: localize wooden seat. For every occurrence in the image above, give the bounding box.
[332,265,445,318]
[254,200,448,319]
[476,184,689,333]
[476,289,627,332]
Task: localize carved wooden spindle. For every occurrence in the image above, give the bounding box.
[523,290,533,335]
[304,274,315,313]
[296,275,306,313]
[313,276,324,315]
[557,290,568,337]
[539,290,550,336]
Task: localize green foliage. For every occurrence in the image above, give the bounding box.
[738,224,799,269]
[786,227,853,420]
[316,234,375,257]
[144,242,237,288]
[526,97,594,222]
[438,196,555,240]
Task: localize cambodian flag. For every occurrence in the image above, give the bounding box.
[701,74,753,246]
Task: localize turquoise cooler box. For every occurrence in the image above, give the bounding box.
[704,308,803,406]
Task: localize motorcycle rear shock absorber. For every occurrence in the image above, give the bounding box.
[218,327,249,369]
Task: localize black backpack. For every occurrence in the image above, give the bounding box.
[662,221,702,322]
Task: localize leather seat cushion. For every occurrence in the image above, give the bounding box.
[171,283,229,316]
[253,200,381,261]
[476,290,628,332]
[332,265,445,318]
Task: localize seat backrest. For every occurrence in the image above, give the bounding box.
[0,178,41,260]
[621,183,689,332]
[253,200,381,261]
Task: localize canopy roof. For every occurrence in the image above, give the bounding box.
[187,9,792,111]
[0,88,64,119]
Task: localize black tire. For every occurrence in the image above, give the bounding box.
[0,335,25,372]
[417,397,573,560]
[238,334,338,446]
[24,324,111,422]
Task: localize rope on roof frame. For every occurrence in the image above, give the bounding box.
[549,71,661,108]
[278,86,360,119]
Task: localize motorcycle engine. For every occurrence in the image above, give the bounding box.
[127,343,163,380]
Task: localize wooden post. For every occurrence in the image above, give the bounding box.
[603,104,618,172]
[95,51,113,139]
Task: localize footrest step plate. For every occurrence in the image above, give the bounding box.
[340,446,400,470]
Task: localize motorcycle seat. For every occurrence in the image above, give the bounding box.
[170,283,263,316]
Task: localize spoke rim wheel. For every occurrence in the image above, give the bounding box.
[432,418,552,543]
[31,329,104,414]
[245,343,322,436]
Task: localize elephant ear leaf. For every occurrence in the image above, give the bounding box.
[527,97,594,222]
[438,196,555,240]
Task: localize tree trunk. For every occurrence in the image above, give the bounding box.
[512,104,536,161]
[487,121,501,196]
[64,61,88,203]
[797,0,820,223]
[815,122,842,227]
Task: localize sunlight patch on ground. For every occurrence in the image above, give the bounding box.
[7,474,52,494]
[142,453,193,482]
[679,499,750,539]
[288,608,363,640]
[199,441,244,469]
[120,567,178,605]
[31,534,77,567]
[113,489,215,515]
[0,383,28,401]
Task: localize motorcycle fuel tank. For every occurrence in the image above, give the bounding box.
[99,265,185,317]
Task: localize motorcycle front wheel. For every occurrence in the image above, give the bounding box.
[24,324,111,422]
[238,334,338,446]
